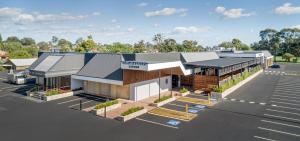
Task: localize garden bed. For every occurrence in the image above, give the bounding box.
[150,96,176,107]
[91,100,121,116]
[42,90,73,101]
[176,87,190,96]
[116,107,147,122]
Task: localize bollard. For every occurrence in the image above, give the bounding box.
[79,100,82,110]
[186,104,188,119]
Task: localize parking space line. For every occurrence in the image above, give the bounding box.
[271,98,300,103]
[258,127,300,137]
[266,108,300,116]
[264,114,300,122]
[253,136,277,141]
[135,118,179,129]
[261,120,300,129]
[167,103,185,108]
[270,101,300,106]
[57,98,82,104]
[68,97,103,108]
[273,93,300,97]
[273,95,300,99]
[271,105,300,111]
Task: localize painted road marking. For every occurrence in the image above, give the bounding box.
[68,97,103,108]
[258,127,300,137]
[135,118,179,129]
[249,101,255,104]
[253,136,277,141]
[230,99,236,101]
[273,95,300,100]
[167,103,185,108]
[260,103,266,105]
[271,97,300,103]
[167,120,181,126]
[223,97,227,100]
[261,120,300,129]
[57,98,82,104]
[264,114,300,122]
[273,93,300,97]
[271,101,300,106]
[266,108,300,116]
[240,100,245,102]
[271,105,300,111]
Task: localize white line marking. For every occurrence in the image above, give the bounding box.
[264,114,300,122]
[77,94,106,100]
[258,127,300,137]
[260,103,266,105]
[261,120,300,129]
[231,99,236,101]
[271,97,300,103]
[135,118,179,129]
[271,105,300,111]
[253,136,277,141]
[273,95,300,99]
[273,93,300,97]
[168,103,185,108]
[270,101,300,106]
[68,97,103,108]
[249,101,255,104]
[223,97,227,100]
[57,98,82,104]
[266,108,300,116]
[240,100,245,102]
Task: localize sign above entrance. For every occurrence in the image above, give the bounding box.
[121,61,148,71]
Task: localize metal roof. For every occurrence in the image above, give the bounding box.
[8,58,37,67]
[186,57,255,68]
[76,54,123,81]
[180,52,219,63]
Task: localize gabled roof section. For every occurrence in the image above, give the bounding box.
[180,52,219,63]
[75,54,123,81]
[9,58,37,67]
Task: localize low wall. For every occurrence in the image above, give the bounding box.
[220,69,263,98]
[43,91,74,101]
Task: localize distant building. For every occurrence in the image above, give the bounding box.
[5,58,37,71]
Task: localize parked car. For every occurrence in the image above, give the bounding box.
[271,64,280,68]
[7,71,35,84]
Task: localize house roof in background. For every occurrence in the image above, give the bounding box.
[8,58,37,67]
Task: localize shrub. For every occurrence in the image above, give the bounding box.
[154,95,172,103]
[45,89,60,96]
[179,87,188,93]
[0,66,6,72]
[121,106,144,116]
[95,100,118,109]
[282,53,294,62]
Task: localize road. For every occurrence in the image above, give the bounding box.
[0,64,299,141]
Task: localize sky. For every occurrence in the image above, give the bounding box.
[0,0,300,46]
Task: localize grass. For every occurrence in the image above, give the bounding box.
[274,56,300,63]
[213,66,261,93]
[121,106,144,116]
[94,100,118,109]
[154,95,172,103]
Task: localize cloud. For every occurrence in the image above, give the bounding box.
[291,25,300,29]
[111,19,117,23]
[137,2,148,7]
[0,7,88,24]
[127,27,135,32]
[172,26,212,34]
[145,8,188,17]
[275,3,300,15]
[153,23,159,27]
[215,6,254,18]
[92,12,101,16]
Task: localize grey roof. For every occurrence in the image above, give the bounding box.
[121,53,181,62]
[76,54,123,81]
[180,52,219,63]
[30,53,85,77]
[186,57,254,68]
[261,50,272,58]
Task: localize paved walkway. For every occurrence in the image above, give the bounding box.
[105,91,180,119]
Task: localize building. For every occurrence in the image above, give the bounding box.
[30,52,263,101]
[5,58,37,71]
[217,50,273,69]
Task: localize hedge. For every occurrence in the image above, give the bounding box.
[179,87,188,93]
[154,95,172,103]
[121,106,144,116]
[95,100,118,109]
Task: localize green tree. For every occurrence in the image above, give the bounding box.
[6,36,20,43]
[37,41,50,51]
[218,41,234,49]
[133,40,146,53]
[57,39,72,52]
[282,53,295,62]
[24,47,38,57]
[106,42,133,53]
[20,37,36,46]
[182,40,200,52]
[2,42,22,53]
[77,38,97,52]
[9,50,32,59]
[160,39,177,52]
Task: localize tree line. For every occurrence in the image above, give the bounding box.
[1,27,299,59]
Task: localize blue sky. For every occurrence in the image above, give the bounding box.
[0,0,300,46]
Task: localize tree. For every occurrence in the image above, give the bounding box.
[2,42,22,53]
[6,36,20,43]
[232,38,242,50]
[160,39,177,52]
[133,40,146,53]
[24,47,38,57]
[51,36,58,47]
[105,42,133,53]
[218,41,234,49]
[282,53,294,62]
[57,39,72,52]
[20,37,36,46]
[182,40,200,52]
[77,37,98,52]
[8,50,32,59]
[37,41,50,51]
